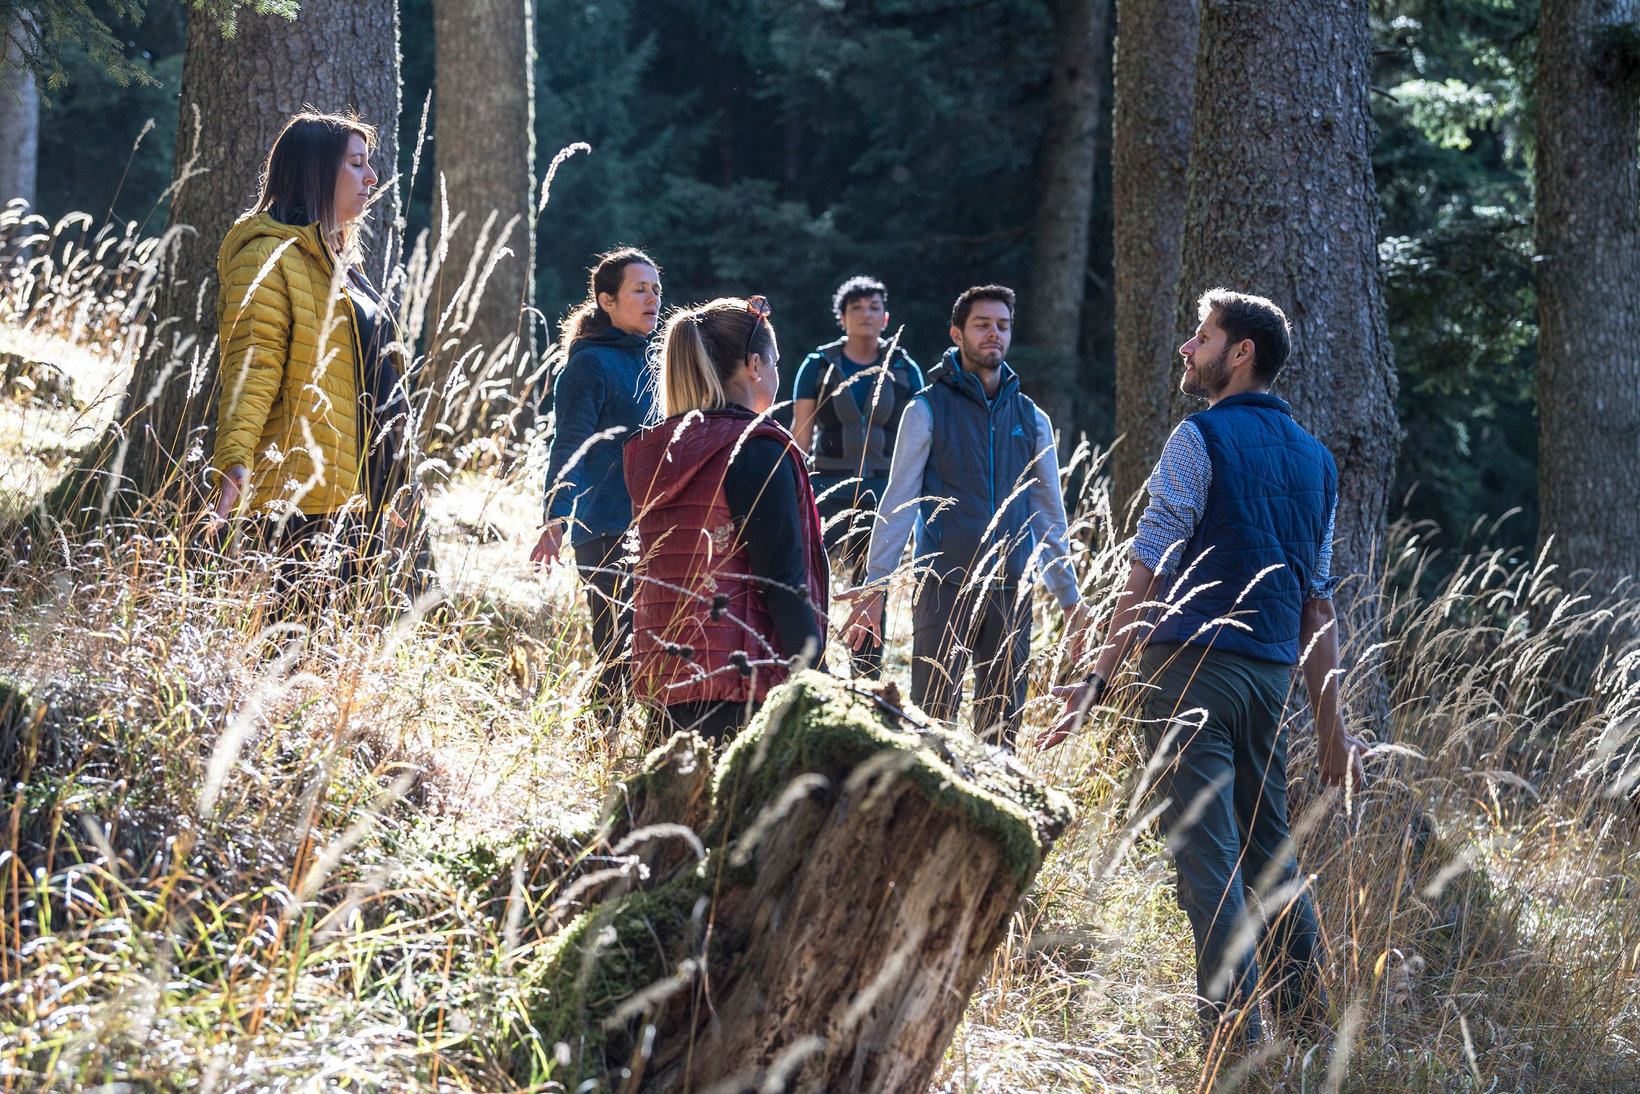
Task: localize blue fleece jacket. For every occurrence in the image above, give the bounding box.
[542,325,655,542]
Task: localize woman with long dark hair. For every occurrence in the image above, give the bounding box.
[624,296,829,744]
[531,248,662,708]
[210,110,418,607]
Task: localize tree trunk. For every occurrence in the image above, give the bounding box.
[58,4,400,516]
[527,672,1073,1093]
[1174,0,1398,656]
[1534,0,1640,592]
[1109,0,1197,528]
[0,38,39,211]
[1020,0,1111,442]
[426,0,536,452]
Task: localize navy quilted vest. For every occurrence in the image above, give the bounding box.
[913,350,1039,585]
[1148,392,1337,664]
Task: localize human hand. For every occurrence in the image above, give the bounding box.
[206,465,248,538]
[1318,727,1368,793]
[835,585,885,651]
[1036,674,1106,750]
[530,522,563,569]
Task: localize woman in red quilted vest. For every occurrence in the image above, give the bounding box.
[623,296,829,744]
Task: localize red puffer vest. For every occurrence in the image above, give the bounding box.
[623,407,829,708]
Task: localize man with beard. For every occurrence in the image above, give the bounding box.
[1042,288,1367,1047]
[840,284,1092,745]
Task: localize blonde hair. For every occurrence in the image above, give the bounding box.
[657,297,774,417]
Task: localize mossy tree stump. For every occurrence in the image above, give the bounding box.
[526,671,1073,1092]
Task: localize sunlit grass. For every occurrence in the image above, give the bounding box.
[2,200,1638,1091]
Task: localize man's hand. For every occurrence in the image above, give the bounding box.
[835,585,885,651]
[205,465,248,539]
[1036,674,1106,750]
[530,522,563,569]
[1318,727,1368,792]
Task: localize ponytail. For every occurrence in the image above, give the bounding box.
[659,313,725,416]
[657,298,776,417]
[558,246,660,359]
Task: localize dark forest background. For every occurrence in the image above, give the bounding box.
[33,0,1538,557]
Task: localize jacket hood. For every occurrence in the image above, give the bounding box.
[928,347,1019,404]
[626,405,777,510]
[571,324,649,358]
[217,211,332,288]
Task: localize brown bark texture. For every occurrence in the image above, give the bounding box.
[527,672,1073,1093]
[1534,0,1640,591]
[426,0,536,448]
[1109,0,1196,527]
[0,40,39,209]
[83,3,400,509]
[1174,0,1398,643]
[1020,0,1111,442]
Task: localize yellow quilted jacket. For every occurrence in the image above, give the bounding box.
[211,212,367,516]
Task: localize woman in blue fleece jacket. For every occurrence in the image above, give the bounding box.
[531,248,662,708]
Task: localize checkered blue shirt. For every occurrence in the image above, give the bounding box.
[1132,421,1339,600]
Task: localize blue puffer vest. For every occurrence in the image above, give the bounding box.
[913,350,1040,585]
[1148,392,1338,664]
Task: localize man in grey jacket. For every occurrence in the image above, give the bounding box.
[840,284,1091,744]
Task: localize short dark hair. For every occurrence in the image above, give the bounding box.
[1197,288,1291,384]
[951,284,1015,330]
[832,275,887,321]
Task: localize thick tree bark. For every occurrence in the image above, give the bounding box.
[0,38,39,210]
[1020,0,1111,442]
[1534,0,1640,592]
[426,0,536,450]
[63,4,400,514]
[1109,0,1196,527]
[530,673,1073,1093]
[1175,0,1398,652]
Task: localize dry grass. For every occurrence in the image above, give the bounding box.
[2,206,1638,1093]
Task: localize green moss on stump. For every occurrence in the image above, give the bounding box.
[712,670,1073,890]
[521,871,708,1083]
[515,671,1074,1087]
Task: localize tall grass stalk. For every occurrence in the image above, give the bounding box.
[2,202,1637,1091]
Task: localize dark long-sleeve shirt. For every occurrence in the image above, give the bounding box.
[724,432,826,667]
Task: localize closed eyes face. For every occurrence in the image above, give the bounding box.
[333,133,377,228]
[601,262,663,335]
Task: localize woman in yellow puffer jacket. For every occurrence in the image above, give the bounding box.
[210,111,416,605]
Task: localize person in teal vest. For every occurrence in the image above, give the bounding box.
[1043,288,1368,1047]
[791,276,922,679]
[839,284,1093,745]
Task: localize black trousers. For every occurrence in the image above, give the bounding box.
[260,512,373,622]
[261,510,433,624]
[909,576,1031,745]
[653,699,754,748]
[817,485,882,679]
[574,532,632,709]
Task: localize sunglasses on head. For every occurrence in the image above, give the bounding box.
[744,295,771,360]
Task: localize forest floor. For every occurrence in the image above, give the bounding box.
[3,303,1640,1092]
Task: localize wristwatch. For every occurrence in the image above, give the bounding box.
[1083,671,1108,705]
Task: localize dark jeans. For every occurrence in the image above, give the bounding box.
[1139,642,1324,1043]
[574,532,632,709]
[817,485,881,679]
[910,577,1031,745]
[653,700,754,748]
[260,512,375,621]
